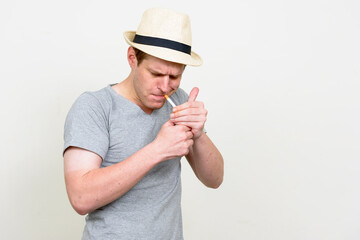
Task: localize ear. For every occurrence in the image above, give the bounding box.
[127,47,138,69]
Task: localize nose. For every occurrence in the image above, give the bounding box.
[158,75,171,93]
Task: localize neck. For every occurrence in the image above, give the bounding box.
[112,73,153,115]
[114,74,135,100]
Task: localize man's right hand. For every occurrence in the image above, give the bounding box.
[152,120,194,161]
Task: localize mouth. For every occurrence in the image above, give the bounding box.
[151,94,166,102]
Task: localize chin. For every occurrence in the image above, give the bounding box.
[150,101,165,110]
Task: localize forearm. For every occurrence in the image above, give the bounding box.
[186,132,224,188]
[65,143,161,215]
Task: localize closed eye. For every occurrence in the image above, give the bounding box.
[148,68,181,79]
[170,75,180,80]
[149,70,164,77]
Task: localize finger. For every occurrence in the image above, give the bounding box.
[186,131,194,139]
[172,115,206,123]
[175,122,204,130]
[171,106,206,118]
[175,124,191,131]
[164,119,175,127]
[186,139,194,148]
[173,101,204,113]
[188,87,199,102]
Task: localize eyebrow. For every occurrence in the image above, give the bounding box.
[148,68,182,78]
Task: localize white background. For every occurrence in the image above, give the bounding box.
[1,0,359,239]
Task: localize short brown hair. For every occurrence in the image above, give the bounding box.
[133,48,148,65]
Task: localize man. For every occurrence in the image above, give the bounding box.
[63,8,224,239]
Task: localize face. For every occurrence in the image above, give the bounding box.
[129,51,185,113]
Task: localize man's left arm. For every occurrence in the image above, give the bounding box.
[170,87,224,188]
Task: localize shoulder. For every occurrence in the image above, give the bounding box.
[71,86,112,112]
[64,87,112,159]
[66,86,113,124]
[82,86,112,106]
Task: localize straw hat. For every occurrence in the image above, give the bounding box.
[124,8,203,66]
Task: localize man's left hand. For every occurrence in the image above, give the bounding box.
[170,87,207,140]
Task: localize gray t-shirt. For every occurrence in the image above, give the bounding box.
[64,85,189,240]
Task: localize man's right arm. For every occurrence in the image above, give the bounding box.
[64,121,193,215]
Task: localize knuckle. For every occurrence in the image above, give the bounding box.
[183,149,189,156]
[181,125,188,131]
[180,145,188,155]
[189,131,194,138]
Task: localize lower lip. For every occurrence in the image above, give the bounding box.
[152,95,165,101]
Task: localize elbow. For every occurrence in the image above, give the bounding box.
[202,169,224,189]
[68,194,93,216]
[73,205,90,216]
[200,159,224,189]
[207,176,223,189]
[198,174,223,189]
[209,157,224,189]
[208,162,224,189]
[71,200,92,216]
[213,179,223,189]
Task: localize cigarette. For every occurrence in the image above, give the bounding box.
[164,95,176,108]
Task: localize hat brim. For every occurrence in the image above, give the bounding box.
[124,31,203,66]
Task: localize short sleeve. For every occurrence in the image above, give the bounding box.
[63,92,110,159]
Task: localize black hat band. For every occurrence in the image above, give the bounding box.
[133,34,191,55]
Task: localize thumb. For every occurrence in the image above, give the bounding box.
[188,87,199,102]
